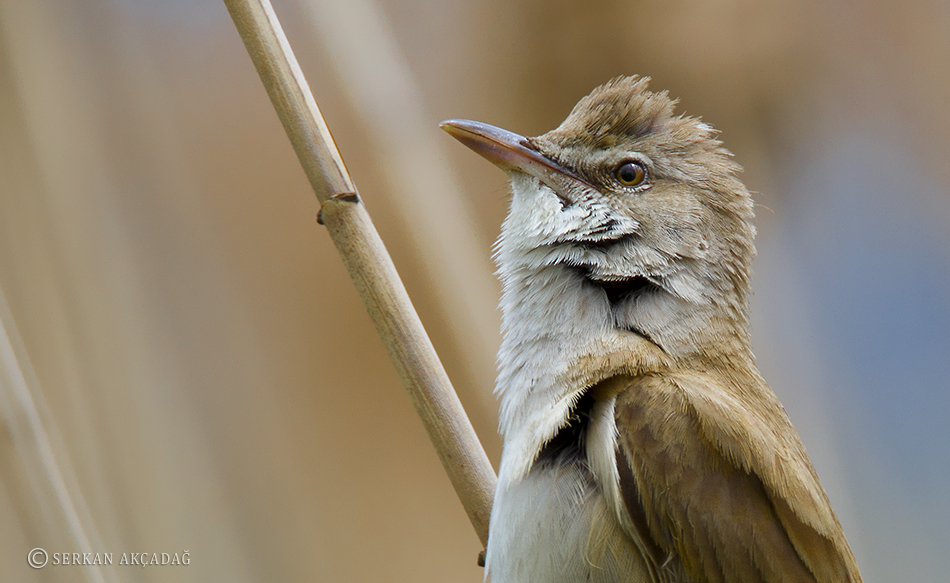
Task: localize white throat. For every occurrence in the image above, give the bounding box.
[492,175,706,484]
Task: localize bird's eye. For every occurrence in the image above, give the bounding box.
[615,161,647,187]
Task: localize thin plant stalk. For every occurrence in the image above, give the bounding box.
[222,0,497,547]
[0,289,116,583]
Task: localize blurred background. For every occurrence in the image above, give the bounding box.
[0,0,947,581]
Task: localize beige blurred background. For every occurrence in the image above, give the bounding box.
[1,0,948,581]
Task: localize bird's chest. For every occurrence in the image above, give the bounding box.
[486,397,650,583]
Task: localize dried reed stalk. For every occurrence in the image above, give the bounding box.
[0,290,115,583]
[222,0,496,547]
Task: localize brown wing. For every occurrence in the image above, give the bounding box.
[612,372,861,583]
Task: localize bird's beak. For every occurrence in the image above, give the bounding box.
[440,119,592,190]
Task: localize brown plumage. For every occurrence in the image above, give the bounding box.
[442,76,862,583]
[613,367,859,582]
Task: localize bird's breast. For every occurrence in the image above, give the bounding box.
[487,380,651,583]
[486,453,650,583]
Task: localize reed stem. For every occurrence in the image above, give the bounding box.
[222,0,497,547]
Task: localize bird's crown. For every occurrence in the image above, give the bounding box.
[539,75,677,150]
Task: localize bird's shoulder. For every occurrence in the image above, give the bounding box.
[605,367,861,583]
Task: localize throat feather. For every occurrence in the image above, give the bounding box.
[587,276,655,304]
[574,266,657,305]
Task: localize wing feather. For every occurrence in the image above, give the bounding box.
[612,372,861,583]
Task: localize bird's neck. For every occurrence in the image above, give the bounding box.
[493,241,754,484]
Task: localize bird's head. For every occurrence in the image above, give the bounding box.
[443,76,755,360]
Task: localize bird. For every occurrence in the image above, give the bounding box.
[440,76,862,583]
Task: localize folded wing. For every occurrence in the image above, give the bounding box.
[612,372,861,583]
